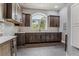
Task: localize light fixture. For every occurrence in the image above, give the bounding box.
[54,5,58,8]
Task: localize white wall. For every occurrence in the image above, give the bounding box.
[22,9,59,16]
[59,6,68,43]
[19,8,59,33]
[3,22,19,36]
[0,3,3,20]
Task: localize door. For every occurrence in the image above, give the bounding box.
[71,4,79,48]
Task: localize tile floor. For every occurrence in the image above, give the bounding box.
[17,43,66,56]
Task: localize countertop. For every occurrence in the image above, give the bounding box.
[16,31,61,33]
[0,36,16,45]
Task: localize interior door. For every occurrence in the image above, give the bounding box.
[71,4,79,48]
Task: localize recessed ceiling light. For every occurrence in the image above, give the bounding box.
[54,5,58,8]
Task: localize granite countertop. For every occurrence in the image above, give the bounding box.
[0,36,16,45]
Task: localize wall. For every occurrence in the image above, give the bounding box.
[59,6,68,43]
[0,22,19,36]
[22,8,59,16]
[19,8,59,33]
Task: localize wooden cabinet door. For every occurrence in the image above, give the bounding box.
[3,3,16,20]
[29,33,40,43]
[25,14,30,26]
[53,16,60,27]
[36,33,41,43]
[15,33,25,46]
[25,33,30,44]
[45,33,50,42]
[50,16,54,27]
[22,14,30,26]
[49,16,60,27]
[3,3,12,19]
[41,33,46,42]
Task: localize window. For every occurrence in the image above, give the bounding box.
[32,13,47,31]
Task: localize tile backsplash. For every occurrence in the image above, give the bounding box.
[0,21,59,36]
[0,22,19,36]
[18,27,59,33]
[0,23,4,36]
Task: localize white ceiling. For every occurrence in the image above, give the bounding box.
[19,3,68,11]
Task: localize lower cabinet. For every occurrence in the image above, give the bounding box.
[0,38,17,56]
[15,32,62,45]
[0,41,11,56]
[15,33,26,46]
[25,32,62,44]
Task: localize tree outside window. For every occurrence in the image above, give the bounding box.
[32,13,47,31]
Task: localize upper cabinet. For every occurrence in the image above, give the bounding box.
[3,3,16,20]
[48,15,60,27]
[22,13,30,26]
[16,4,22,22]
[3,3,22,25]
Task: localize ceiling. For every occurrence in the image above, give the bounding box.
[19,3,68,11]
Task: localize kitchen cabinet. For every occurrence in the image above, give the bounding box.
[3,3,16,20]
[22,13,30,26]
[15,33,25,46]
[25,32,62,44]
[40,33,46,42]
[3,3,22,25]
[16,4,22,22]
[16,32,62,45]
[0,37,17,56]
[48,15,60,27]
[0,41,11,56]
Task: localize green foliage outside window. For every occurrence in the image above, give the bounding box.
[32,16,46,31]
